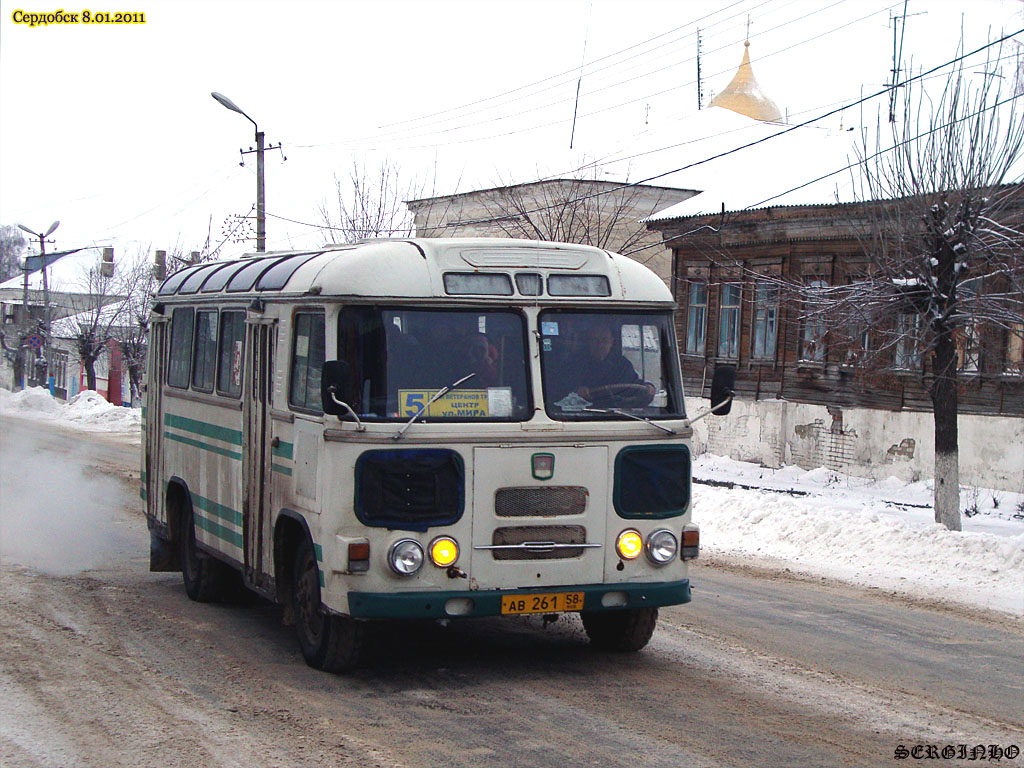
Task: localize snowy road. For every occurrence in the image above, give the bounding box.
[1,414,1022,767]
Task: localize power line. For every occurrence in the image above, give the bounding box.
[623,90,1024,258]
[313,0,895,154]
[374,0,755,132]
[259,33,1022,243]
[297,0,871,152]
[444,30,1024,231]
[265,211,412,236]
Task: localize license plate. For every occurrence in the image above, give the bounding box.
[500,591,584,615]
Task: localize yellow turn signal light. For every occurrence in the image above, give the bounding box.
[429,536,459,567]
[616,529,643,560]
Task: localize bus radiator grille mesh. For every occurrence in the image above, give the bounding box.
[494,487,588,517]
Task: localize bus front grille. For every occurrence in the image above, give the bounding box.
[486,525,590,560]
[494,486,588,517]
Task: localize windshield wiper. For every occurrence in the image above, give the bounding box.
[581,407,676,435]
[393,372,477,440]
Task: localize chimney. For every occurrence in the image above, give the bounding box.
[100,247,115,278]
[153,250,166,281]
[190,251,200,264]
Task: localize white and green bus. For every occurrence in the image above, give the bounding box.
[142,238,732,672]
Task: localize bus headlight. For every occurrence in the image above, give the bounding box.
[615,529,643,560]
[429,536,459,567]
[645,529,678,565]
[388,539,424,576]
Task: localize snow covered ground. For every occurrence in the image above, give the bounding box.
[692,455,1023,616]
[1,387,1021,616]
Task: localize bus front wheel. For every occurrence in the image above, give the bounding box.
[180,506,226,602]
[292,537,364,673]
[581,607,658,652]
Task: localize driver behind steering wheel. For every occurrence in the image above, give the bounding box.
[567,323,655,407]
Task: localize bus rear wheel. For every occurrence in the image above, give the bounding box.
[180,507,227,602]
[292,537,364,673]
[581,607,658,652]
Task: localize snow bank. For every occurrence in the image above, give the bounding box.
[0,387,141,433]
[0,386,64,418]
[693,455,1024,616]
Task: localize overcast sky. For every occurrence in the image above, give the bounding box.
[1,0,1020,261]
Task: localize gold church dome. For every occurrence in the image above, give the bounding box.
[710,40,783,123]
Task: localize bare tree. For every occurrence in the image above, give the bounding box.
[478,165,677,254]
[0,224,27,282]
[793,47,1024,530]
[64,261,129,393]
[113,249,160,404]
[318,160,424,244]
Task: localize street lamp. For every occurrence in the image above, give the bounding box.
[16,220,59,393]
[212,91,266,252]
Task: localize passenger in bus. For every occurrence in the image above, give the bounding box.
[462,332,499,388]
[558,323,655,407]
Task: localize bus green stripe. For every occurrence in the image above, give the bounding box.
[164,431,243,461]
[314,543,323,562]
[191,493,243,527]
[271,463,292,476]
[189,492,243,549]
[194,512,244,549]
[164,413,242,446]
[272,441,293,460]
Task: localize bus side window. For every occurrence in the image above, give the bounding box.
[290,311,326,414]
[216,310,245,398]
[167,307,195,389]
[191,310,218,393]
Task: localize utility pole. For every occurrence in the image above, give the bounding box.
[888,2,925,123]
[212,92,284,253]
[16,220,59,394]
[696,29,704,109]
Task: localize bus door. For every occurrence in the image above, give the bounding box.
[144,316,169,526]
[243,318,276,588]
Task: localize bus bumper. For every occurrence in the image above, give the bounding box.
[346,579,690,620]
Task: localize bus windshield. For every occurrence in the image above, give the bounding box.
[539,310,684,420]
[338,306,531,421]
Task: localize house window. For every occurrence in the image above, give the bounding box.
[894,313,922,370]
[845,326,871,364]
[685,282,707,355]
[751,282,778,360]
[957,278,982,373]
[53,349,69,392]
[956,325,981,373]
[1006,324,1023,375]
[717,284,741,359]
[799,279,828,362]
[290,312,325,413]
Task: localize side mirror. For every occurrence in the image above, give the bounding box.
[710,364,735,416]
[321,360,355,416]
